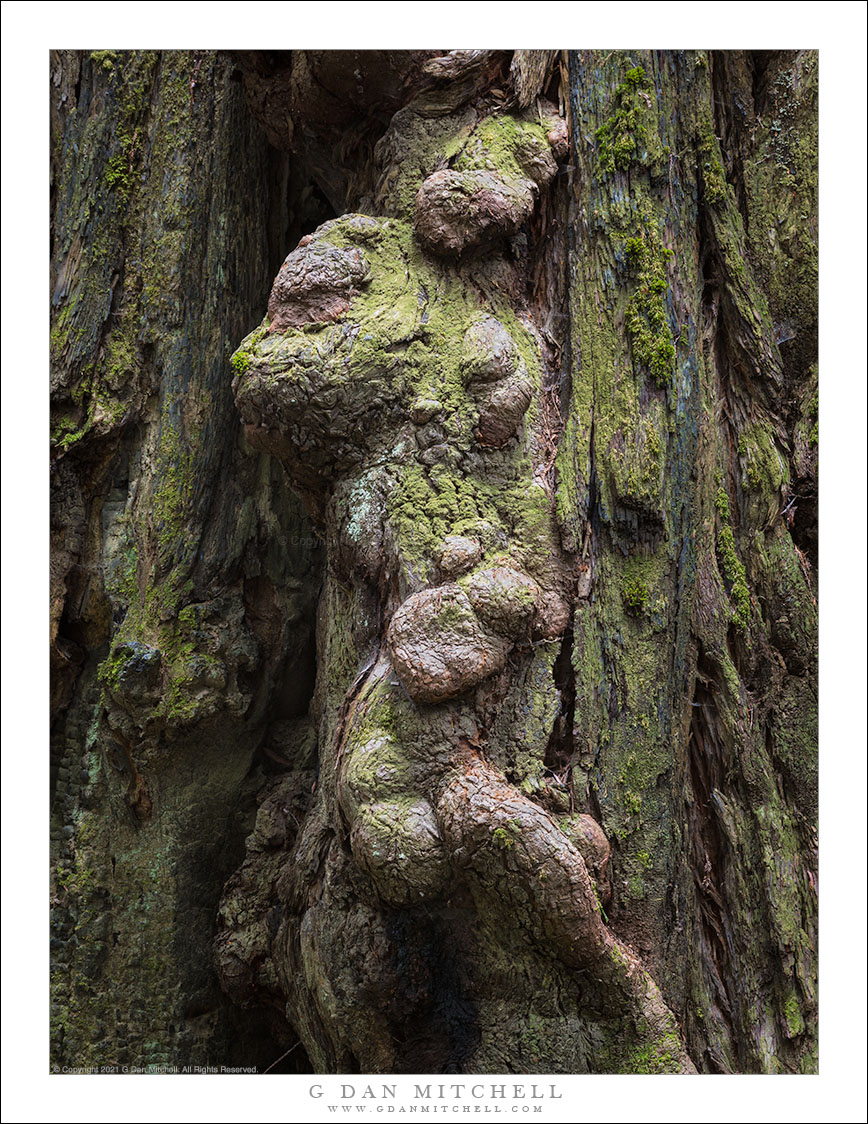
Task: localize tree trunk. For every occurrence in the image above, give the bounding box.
[50,49,817,1075]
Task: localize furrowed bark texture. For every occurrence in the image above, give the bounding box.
[50,49,321,1070]
[51,49,817,1074]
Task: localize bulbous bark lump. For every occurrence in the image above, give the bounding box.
[223,55,702,1074]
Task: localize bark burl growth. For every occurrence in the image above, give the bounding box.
[219,49,817,1073]
[225,108,693,1066]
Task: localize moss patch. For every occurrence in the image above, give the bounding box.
[595,65,653,174]
[622,211,676,389]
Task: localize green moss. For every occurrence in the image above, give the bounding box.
[235,212,549,590]
[97,52,158,203]
[714,484,751,632]
[717,525,751,631]
[595,65,653,174]
[49,301,79,364]
[376,103,477,217]
[616,1030,683,1074]
[358,230,544,575]
[150,402,195,565]
[622,216,676,388]
[741,54,817,380]
[230,323,267,376]
[104,152,132,195]
[51,414,87,451]
[493,820,522,850]
[389,465,479,570]
[737,421,787,493]
[454,112,551,183]
[56,860,97,897]
[89,50,121,74]
[97,647,130,691]
[622,576,650,615]
[51,54,157,461]
[497,646,561,788]
[105,540,140,607]
[608,400,666,515]
[698,123,727,205]
[783,991,805,1038]
[619,555,665,622]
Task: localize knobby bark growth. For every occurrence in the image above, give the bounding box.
[50,49,817,1074]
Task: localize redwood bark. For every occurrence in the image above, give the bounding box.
[50,49,817,1074]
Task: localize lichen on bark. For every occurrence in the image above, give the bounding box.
[224,51,695,1074]
[51,48,817,1076]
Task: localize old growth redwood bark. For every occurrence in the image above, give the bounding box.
[51,50,818,1074]
[49,49,322,1069]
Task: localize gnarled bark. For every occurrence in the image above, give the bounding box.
[51,49,817,1075]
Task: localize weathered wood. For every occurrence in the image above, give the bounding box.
[51,48,817,1074]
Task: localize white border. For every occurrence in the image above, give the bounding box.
[2,3,866,1122]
